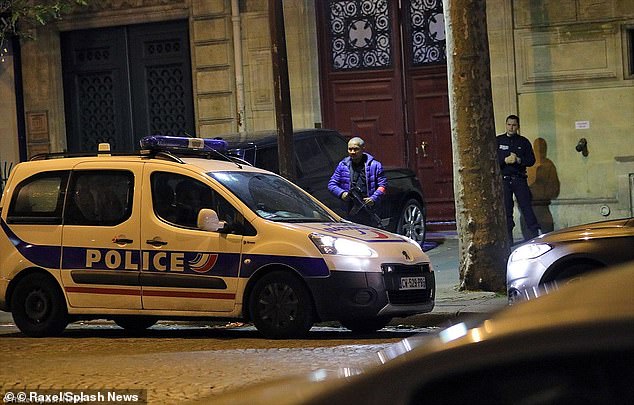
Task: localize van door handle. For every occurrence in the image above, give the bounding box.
[113,237,133,244]
[146,239,168,247]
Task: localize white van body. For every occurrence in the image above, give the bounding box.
[0,137,434,338]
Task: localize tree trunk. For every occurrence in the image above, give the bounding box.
[443,0,509,292]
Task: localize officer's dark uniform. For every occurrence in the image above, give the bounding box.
[497,132,540,242]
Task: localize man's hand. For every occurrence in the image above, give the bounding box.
[363,197,375,206]
[504,152,517,164]
[341,192,349,201]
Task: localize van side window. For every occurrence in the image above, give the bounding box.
[151,172,245,232]
[7,171,69,224]
[65,171,133,226]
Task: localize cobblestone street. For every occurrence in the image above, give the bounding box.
[1,321,434,403]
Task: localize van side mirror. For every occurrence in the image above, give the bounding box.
[197,208,227,232]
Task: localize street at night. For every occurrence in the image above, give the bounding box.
[0,317,434,403]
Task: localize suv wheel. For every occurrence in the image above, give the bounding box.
[249,271,314,339]
[396,199,426,245]
[11,273,68,337]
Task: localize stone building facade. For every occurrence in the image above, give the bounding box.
[1,0,632,233]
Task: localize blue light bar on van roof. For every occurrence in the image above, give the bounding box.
[140,135,228,152]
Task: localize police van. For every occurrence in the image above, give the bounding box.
[0,136,434,338]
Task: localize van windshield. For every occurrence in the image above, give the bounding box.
[209,171,338,223]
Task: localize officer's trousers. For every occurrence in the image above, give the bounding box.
[503,176,540,242]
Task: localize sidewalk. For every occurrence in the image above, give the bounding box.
[397,232,508,327]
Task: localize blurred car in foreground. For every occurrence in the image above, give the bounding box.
[196,264,634,405]
[507,217,634,304]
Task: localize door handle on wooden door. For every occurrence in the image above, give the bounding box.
[416,141,429,157]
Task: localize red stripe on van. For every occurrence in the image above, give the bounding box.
[142,290,235,300]
[65,286,141,296]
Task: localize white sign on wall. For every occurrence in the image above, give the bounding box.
[575,121,590,129]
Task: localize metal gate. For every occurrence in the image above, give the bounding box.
[61,20,194,152]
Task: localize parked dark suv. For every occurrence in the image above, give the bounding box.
[224,129,427,244]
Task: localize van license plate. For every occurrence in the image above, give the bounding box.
[399,276,426,290]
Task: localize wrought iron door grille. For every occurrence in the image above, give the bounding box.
[147,64,188,136]
[408,0,446,65]
[77,73,117,150]
[328,0,392,70]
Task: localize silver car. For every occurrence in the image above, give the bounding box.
[507,217,634,304]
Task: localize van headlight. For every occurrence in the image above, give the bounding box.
[309,233,375,257]
[510,243,552,262]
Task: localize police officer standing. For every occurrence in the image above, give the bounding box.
[497,115,540,243]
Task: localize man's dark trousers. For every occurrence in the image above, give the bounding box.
[503,175,540,242]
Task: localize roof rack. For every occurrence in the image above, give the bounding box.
[29,150,135,161]
[29,136,248,168]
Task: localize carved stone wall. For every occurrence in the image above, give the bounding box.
[22,1,193,154]
[191,0,236,136]
[21,27,66,156]
[488,0,634,233]
[241,0,321,132]
[486,0,518,130]
[0,43,21,169]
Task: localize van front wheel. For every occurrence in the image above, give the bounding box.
[249,272,314,339]
[11,273,68,337]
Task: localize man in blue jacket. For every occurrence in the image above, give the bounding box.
[497,115,540,243]
[328,137,387,226]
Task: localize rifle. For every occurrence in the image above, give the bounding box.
[348,186,389,228]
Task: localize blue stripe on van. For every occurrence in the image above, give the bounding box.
[2,219,329,278]
[240,254,330,278]
[1,219,62,268]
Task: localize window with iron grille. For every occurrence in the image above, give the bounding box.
[407,0,446,66]
[327,0,393,70]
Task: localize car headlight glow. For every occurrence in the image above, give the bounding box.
[510,243,552,262]
[309,233,375,257]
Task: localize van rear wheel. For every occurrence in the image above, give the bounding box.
[11,273,68,337]
[249,272,314,339]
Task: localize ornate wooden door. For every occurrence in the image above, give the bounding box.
[61,20,194,152]
[402,0,456,228]
[316,0,407,169]
[317,0,456,229]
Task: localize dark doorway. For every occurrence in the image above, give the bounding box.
[61,20,194,152]
[317,0,455,229]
